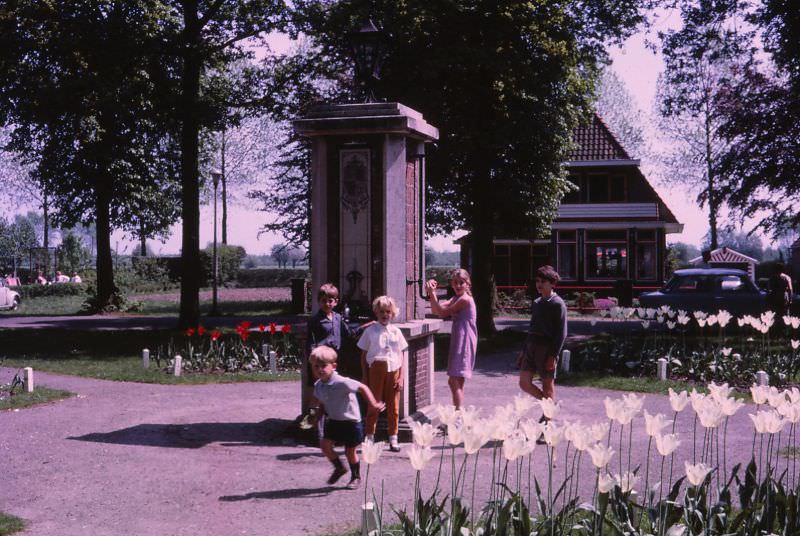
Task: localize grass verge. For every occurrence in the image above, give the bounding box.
[0,386,75,411]
[0,513,25,536]
[558,371,751,399]
[0,295,85,316]
[0,329,300,384]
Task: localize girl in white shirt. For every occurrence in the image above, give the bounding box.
[358,295,408,451]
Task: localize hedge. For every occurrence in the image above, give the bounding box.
[235,268,308,288]
[11,283,88,299]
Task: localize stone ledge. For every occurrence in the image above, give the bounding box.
[395,318,442,340]
[293,102,439,141]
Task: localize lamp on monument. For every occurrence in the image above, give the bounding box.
[209,169,222,317]
[348,18,383,102]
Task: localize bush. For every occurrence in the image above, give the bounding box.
[12,283,87,299]
[199,244,247,286]
[235,268,308,288]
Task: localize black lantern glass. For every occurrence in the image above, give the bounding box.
[348,19,382,102]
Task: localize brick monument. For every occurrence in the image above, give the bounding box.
[294,102,441,433]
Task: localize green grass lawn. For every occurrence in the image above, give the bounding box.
[0,513,25,536]
[0,295,86,316]
[0,385,75,411]
[558,371,752,399]
[0,329,300,384]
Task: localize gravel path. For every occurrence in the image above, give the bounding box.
[1,351,767,536]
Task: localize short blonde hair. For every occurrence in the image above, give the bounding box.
[318,283,339,301]
[310,345,338,365]
[372,295,398,318]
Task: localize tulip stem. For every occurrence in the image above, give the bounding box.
[470,450,479,530]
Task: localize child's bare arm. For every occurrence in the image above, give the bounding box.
[358,383,385,413]
[394,366,404,391]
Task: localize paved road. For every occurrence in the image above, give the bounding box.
[2,353,764,536]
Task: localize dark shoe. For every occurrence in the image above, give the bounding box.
[346,477,361,490]
[536,433,547,445]
[327,466,347,485]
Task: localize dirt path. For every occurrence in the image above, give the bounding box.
[1,353,765,536]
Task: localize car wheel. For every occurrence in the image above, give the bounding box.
[10,297,20,311]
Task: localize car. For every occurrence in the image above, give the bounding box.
[0,279,21,311]
[639,268,767,316]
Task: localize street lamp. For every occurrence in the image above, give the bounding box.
[348,19,383,102]
[210,169,222,317]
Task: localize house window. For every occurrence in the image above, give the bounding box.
[557,231,576,280]
[609,175,626,202]
[636,230,657,280]
[585,229,628,279]
[587,174,609,203]
[586,174,627,203]
[562,175,581,203]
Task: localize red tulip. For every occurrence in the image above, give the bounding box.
[258,324,266,332]
[211,330,221,341]
[281,324,291,334]
[197,325,206,336]
[269,322,277,335]
[185,328,195,337]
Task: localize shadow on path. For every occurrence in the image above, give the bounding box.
[219,486,338,501]
[68,418,296,449]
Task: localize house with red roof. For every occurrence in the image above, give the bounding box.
[456,113,683,301]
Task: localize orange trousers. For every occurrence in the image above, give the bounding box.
[365,360,400,436]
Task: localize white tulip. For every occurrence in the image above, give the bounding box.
[589,421,610,442]
[644,410,670,437]
[460,405,482,428]
[693,311,708,321]
[697,318,707,328]
[598,472,616,493]
[512,393,537,416]
[567,424,593,452]
[718,397,744,417]
[362,439,385,465]
[655,433,681,456]
[750,384,770,405]
[708,382,733,403]
[542,421,565,447]
[749,410,786,434]
[623,393,645,413]
[636,307,646,318]
[587,443,614,468]
[668,388,690,412]
[408,444,436,471]
[604,397,625,421]
[502,433,529,461]
[677,313,690,325]
[787,388,800,404]
[614,471,640,493]
[792,318,800,329]
[767,387,788,409]
[539,398,561,420]
[696,402,725,429]
[716,310,732,327]
[783,315,793,326]
[792,340,800,350]
[519,418,543,443]
[409,421,438,448]
[463,425,489,454]
[684,461,712,486]
[706,315,718,327]
[437,404,459,426]
[641,320,651,329]
[779,402,800,424]
[720,347,732,357]
[667,321,676,330]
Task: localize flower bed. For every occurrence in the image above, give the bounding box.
[153,321,301,374]
[574,307,800,388]
[360,384,800,535]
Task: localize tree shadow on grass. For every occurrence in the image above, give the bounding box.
[67,418,312,448]
[219,485,338,501]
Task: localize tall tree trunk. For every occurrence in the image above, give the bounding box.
[42,191,50,275]
[221,128,228,245]
[95,183,115,309]
[471,170,497,336]
[178,1,201,328]
[705,109,718,250]
[139,222,147,256]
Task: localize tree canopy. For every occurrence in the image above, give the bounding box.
[296,0,650,331]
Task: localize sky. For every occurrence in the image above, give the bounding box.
[11,19,762,256]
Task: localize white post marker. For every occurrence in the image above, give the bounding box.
[24,367,34,392]
[262,344,269,361]
[657,358,667,381]
[361,502,378,536]
[560,349,571,373]
[756,370,769,386]
[174,355,183,377]
[269,350,278,374]
[142,348,150,369]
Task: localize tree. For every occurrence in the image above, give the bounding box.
[0,215,38,277]
[156,1,288,328]
[270,243,291,268]
[58,232,91,274]
[657,6,748,251]
[713,0,800,238]
[595,67,648,159]
[667,242,701,266]
[0,1,182,310]
[297,0,649,333]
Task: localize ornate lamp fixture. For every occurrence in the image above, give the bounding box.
[348,19,383,102]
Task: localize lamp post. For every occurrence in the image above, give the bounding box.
[348,19,383,102]
[210,169,222,317]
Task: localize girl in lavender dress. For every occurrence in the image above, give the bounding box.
[426,269,477,409]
